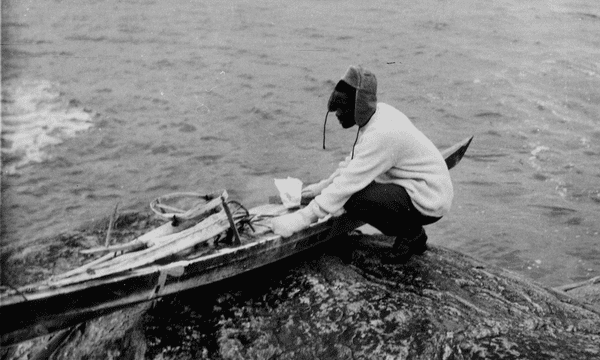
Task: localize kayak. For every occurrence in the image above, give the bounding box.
[0,136,473,346]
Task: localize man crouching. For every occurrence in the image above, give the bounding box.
[271,65,453,263]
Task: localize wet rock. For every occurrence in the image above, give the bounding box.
[2,221,599,360]
[4,305,149,360]
[155,236,597,360]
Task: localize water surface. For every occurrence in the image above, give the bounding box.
[2,0,599,287]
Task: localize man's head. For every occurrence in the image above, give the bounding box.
[322,65,378,150]
[326,65,377,128]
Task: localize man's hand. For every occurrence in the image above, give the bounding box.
[271,212,310,237]
[271,206,319,237]
[301,182,326,199]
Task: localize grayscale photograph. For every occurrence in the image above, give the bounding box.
[1,0,599,358]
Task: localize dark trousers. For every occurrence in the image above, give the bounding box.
[343,182,441,239]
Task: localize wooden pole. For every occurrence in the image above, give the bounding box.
[104,202,120,248]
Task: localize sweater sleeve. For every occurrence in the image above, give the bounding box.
[311,129,397,217]
[313,154,353,190]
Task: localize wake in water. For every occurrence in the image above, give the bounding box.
[1,80,95,175]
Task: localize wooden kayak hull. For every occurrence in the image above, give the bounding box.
[0,136,473,346]
[0,216,336,346]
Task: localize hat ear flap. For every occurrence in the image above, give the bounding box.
[326,90,336,112]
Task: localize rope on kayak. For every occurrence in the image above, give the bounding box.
[150,191,225,223]
[227,201,256,234]
[211,200,257,246]
[151,191,257,245]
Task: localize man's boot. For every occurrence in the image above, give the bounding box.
[384,228,428,264]
[409,227,428,255]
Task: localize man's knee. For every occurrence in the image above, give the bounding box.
[344,194,377,213]
[345,182,387,211]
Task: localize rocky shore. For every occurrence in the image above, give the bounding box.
[1,212,599,359]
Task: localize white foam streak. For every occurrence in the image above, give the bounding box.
[1,80,94,174]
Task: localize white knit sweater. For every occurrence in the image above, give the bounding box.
[307,102,453,219]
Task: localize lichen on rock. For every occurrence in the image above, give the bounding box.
[144,235,599,360]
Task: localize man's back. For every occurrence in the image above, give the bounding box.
[355,102,453,217]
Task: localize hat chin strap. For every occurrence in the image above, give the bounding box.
[350,126,360,160]
[322,109,330,149]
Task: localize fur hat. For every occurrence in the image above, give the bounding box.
[322,66,378,154]
[328,65,377,127]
